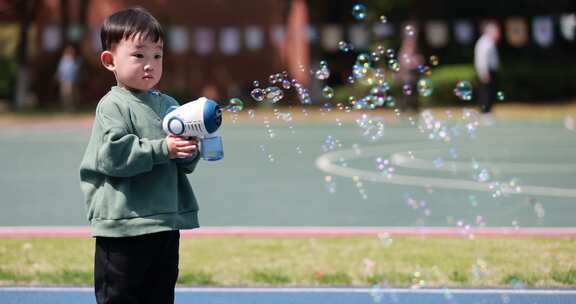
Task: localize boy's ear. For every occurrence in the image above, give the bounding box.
[100,51,115,72]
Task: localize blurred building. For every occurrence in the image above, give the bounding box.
[1,0,310,107]
[0,0,574,109]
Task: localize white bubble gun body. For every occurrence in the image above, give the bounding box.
[162,97,223,161]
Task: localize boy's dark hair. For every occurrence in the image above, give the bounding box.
[100,7,164,51]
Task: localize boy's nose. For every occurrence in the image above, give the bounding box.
[144,64,153,71]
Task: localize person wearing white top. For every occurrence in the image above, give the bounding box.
[474,22,500,115]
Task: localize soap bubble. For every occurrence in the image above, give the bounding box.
[430,55,439,66]
[281,79,291,90]
[370,84,389,106]
[322,86,334,99]
[324,175,336,194]
[250,88,265,102]
[356,114,385,141]
[388,58,400,72]
[252,80,260,87]
[417,64,431,76]
[352,64,369,79]
[351,3,367,20]
[315,63,330,80]
[338,41,351,53]
[417,78,433,97]
[497,91,505,101]
[476,168,491,183]
[321,135,342,152]
[247,109,256,119]
[379,15,387,23]
[402,84,413,96]
[226,98,243,113]
[356,53,372,67]
[454,81,473,101]
[373,68,385,84]
[264,86,284,103]
[404,25,415,36]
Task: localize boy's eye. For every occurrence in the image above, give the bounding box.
[132,54,144,58]
[154,54,162,59]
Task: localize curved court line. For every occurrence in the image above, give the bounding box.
[315,145,576,198]
[390,151,576,174]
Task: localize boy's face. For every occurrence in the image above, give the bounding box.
[101,34,163,92]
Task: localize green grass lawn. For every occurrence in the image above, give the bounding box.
[0,236,575,288]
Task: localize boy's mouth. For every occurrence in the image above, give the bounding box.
[143,75,154,80]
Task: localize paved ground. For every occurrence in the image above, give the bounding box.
[0,109,575,230]
[1,287,576,304]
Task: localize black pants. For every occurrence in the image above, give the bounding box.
[478,71,498,113]
[94,230,180,304]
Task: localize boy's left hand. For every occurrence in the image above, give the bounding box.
[166,135,198,159]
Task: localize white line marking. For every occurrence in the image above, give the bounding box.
[391,151,576,174]
[1,287,576,295]
[316,144,576,198]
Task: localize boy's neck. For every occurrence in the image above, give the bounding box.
[117,83,148,94]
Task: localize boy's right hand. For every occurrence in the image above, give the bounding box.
[166,135,198,159]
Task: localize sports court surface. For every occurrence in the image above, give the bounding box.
[0,108,575,231]
[1,107,575,303]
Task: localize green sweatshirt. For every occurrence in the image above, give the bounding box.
[79,86,200,237]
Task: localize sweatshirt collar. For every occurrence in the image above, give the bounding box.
[111,86,160,103]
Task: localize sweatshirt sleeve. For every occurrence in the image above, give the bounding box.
[176,150,201,174]
[95,101,170,177]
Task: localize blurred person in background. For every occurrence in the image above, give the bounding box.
[398,22,423,114]
[57,45,82,112]
[474,21,501,123]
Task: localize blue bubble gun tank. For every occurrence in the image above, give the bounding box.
[162,97,223,161]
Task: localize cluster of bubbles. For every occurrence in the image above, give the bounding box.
[261,118,276,140]
[321,135,342,153]
[273,108,293,122]
[338,41,353,53]
[454,81,473,101]
[324,175,336,194]
[456,219,475,239]
[418,110,453,142]
[225,97,244,113]
[259,144,275,163]
[375,157,395,179]
[404,193,432,219]
[315,61,331,80]
[221,3,537,249]
[356,114,385,141]
[248,72,312,107]
[410,270,427,289]
[352,175,368,200]
[351,3,367,20]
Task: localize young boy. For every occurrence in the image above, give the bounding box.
[80,7,200,304]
